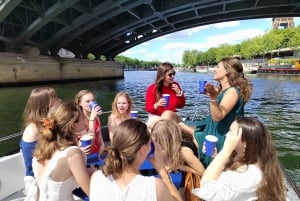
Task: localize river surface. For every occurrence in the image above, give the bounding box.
[0,70,299,189]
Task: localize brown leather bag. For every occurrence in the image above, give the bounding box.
[184,171,202,201]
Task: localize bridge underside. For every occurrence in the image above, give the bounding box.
[0,0,300,60]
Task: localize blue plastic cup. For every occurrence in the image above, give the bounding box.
[148,141,155,157]
[199,80,207,94]
[205,135,218,157]
[89,101,102,114]
[130,110,138,119]
[80,135,93,147]
[89,100,99,110]
[162,94,170,108]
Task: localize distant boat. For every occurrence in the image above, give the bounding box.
[243,66,258,74]
[257,65,300,75]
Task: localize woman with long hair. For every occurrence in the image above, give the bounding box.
[108,91,132,141]
[90,119,183,201]
[192,117,286,201]
[20,87,61,177]
[145,62,185,126]
[179,57,253,167]
[33,101,91,200]
[75,90,105,154]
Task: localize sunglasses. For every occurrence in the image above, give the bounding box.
[167,72,176,77]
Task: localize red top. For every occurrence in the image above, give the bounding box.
[145,81,185,116]
[91,119,100,154]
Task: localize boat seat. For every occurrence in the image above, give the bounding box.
[139,159,183,189]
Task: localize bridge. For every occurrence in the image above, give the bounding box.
[0,0,300,61]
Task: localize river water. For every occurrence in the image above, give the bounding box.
[0,70,299,188]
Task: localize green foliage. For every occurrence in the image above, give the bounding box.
[115,26,300,68]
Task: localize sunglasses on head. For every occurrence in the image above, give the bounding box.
[167,72,176,77]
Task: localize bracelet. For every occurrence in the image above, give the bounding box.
[210,99,217,102]
[89,119,94,121]
[154,103,157,109]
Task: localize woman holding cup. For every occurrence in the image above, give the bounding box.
[75,90,105,155]
[192,117,286,201]
[179,57,252,167]
[145,62,185,127]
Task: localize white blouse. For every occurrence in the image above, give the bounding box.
[192,164,262,201]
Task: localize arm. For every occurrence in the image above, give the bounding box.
[181,147,205,174]
[208,86,238,121]
[68,148,91,196]
[201,127,242,182]
[145,84,158,114]
[172,83,185,109]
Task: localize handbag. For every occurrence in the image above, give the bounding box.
[184,171,202,201]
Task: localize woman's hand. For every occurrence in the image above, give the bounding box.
[205,83,220,99]
[171,83,181,95]
[222,127,242,155]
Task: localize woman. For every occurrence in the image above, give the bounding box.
[90,119,183,201]
[145,62,185,126]
[192,117,286,201]
[108,91,132,141]
[179,57,252,167]
[75,90,105,154]
[33,101,91,201]
[151,119,205,174]
[20,87,61,177]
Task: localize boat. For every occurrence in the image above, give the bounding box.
[1,126,300,201]
[243,66,258,74]
[257,61,300,75]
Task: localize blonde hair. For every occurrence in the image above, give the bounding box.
[111,91,132,118]
[151,119,182,171]
[34,101,82,163]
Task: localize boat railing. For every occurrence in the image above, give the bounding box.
[0,132,22,142]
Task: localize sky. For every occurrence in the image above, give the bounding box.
[120,17,300,64]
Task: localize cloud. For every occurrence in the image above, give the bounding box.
[213,21,240,28]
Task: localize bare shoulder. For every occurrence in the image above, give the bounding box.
[23,123,39,141]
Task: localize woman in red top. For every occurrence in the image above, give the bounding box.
[75,90,105,155]
[145,62,185,127]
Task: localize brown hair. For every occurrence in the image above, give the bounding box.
[22,87,57,130]
[111,91,132,119]
[219,57,252,104]
[225,117,285,201]
[151,119,182,171]
[154,62,174,101]
[34,101,82,163]
[102,119,150,176]
[74,89,94,122]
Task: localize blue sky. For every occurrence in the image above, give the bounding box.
[120,17,300,64]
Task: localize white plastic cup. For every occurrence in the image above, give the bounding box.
[80,135,93,147]
[130,110,138,119]
[162,94,170,108]
[205,135,218,157]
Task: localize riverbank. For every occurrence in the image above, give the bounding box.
[0,52,124,87]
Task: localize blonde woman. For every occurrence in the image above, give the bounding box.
[75,90,105,154]
[107,91,133,141]
[151,119,205,174]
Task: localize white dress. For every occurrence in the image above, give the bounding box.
[90,170,157,201]
[33,146,81,201]
[192,164,262,201]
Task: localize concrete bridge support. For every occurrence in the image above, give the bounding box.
[0,53,124,86]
